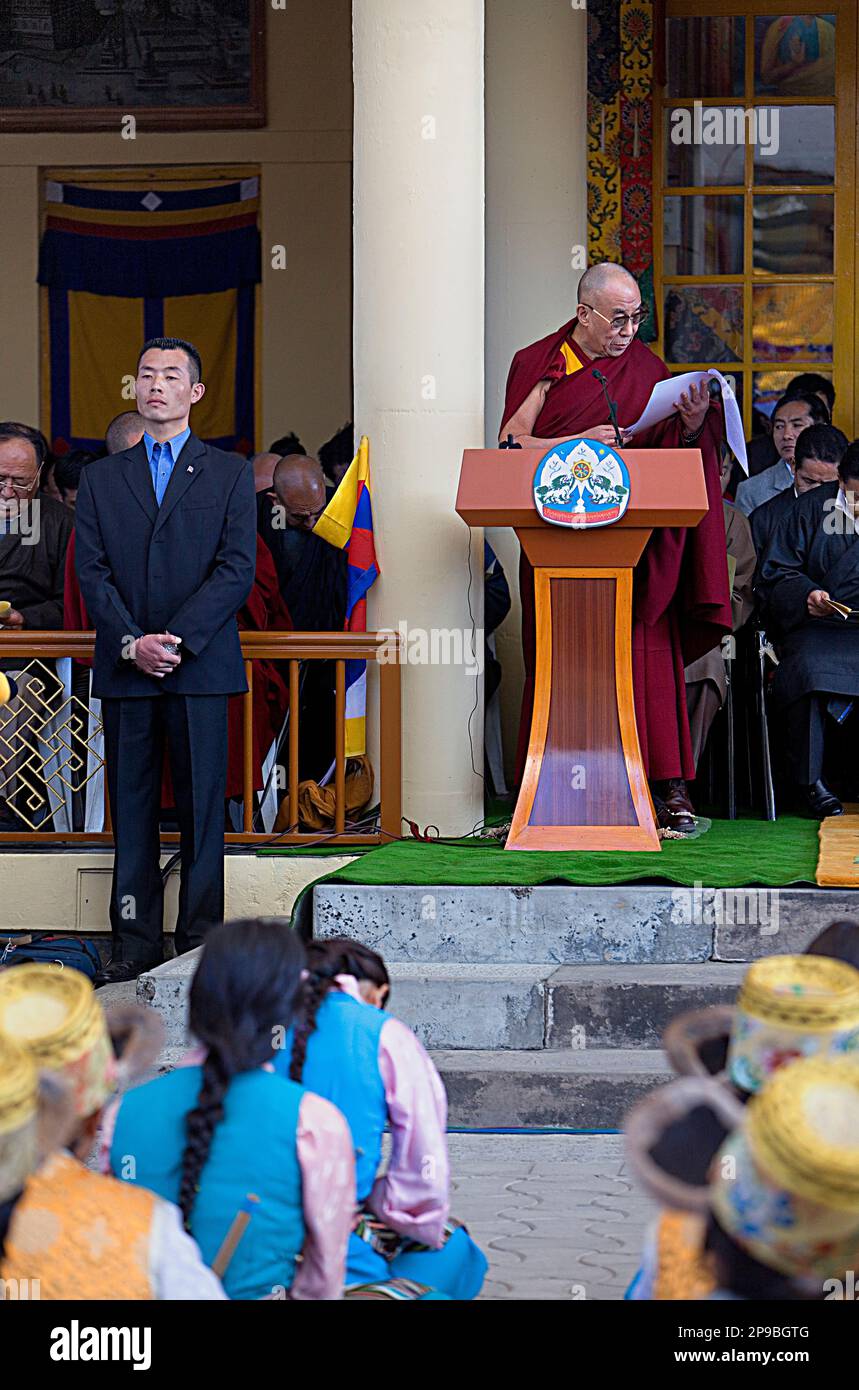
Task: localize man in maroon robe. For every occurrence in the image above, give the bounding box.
[500,263,731,831]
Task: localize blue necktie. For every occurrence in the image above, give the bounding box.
[152,442,170,506]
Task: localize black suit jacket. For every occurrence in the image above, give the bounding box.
[75,435,256,699]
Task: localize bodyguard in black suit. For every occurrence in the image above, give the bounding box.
[75,338,256,984]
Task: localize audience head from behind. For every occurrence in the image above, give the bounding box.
[268,432,306,459]
[53,450,97,511]
[836,439,859,524]
[770,392,830,466]
[271,452,327,532]
[105,410,145,456]
[791,423,848,495]
[181,919,307,1225]
[805,919,859,973]
[288,936,391,1084]
[135,336,205,440]
[787,371,835,421]
[0,964,162,1166]
[319,423,355,490]
[252,452,284,494]
[0,422,47,520]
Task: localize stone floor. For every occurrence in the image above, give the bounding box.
[446,1133,654,1300]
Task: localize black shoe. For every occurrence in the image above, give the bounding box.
[94,956,163,988]
[801,780,843,819]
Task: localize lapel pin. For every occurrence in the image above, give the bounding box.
[187,465,194,473]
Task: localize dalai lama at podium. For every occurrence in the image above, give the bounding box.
[500,263,731,833]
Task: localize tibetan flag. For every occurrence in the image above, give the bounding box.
[314,436,379,757]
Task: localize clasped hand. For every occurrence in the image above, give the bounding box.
[131,633,182,678]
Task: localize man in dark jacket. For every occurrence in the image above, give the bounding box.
[0,422,72,829]
[75,338,256,984]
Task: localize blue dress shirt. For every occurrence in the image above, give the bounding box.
[143,427,192,506]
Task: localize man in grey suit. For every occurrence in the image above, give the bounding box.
[735,392,829,517]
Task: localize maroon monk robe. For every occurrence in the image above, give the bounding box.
[502,320,732,784]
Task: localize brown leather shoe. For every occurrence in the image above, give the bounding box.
[660,779,697,833]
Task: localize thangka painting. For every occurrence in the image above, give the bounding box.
[0,0,265,132]
[587,0,659,342]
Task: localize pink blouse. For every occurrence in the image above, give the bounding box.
[334,975,450,1249]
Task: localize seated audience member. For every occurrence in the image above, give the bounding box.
[104,410,145,456]
[0,422,73,827]
[751,423,848,560]
[789,370,836,422]
[626,947,859,1300]
[106,920,355,1301]
[735,392,829,517]
[627,1056,859,1300]
[757,441,859,817]
[269,432,306,458]
[252,451,283,493]
[277,936,489,1301]
[0,964,223,1299]
[685,445,755,768]
[259,454,347,780]
[52,449,97,512]
[319,423,354,490]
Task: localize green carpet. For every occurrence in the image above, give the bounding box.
[267,815,820,890]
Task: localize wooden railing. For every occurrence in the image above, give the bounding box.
[0,631,401,847]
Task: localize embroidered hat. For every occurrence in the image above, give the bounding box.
[0,965,163,1123]
[727,955,859,1093]
[711,1056,859,1280]
[0,1033,38,1203]
[664,955,859,1095]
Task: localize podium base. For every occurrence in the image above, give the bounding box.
[506,567,660,853]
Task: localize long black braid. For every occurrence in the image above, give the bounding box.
[178,919,306,1228]
[288,937,390,1083]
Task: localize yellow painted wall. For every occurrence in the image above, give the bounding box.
[0,0,353,456]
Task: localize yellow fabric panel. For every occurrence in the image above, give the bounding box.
[164,292,237,441]
[68,292,143,443]
[559,341,585,377]
[44,200,259,229]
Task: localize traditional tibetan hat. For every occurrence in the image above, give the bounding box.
[0,1034,38,1203]
[0,965,163,1120]
[728,955,859,1093]
[664,955,859,1095]
[712,1056,859,1281]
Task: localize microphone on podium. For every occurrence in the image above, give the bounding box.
[592,370,624,449]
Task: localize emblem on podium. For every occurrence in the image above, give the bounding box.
[533,438,630,529]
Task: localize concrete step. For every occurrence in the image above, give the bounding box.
[315,884,851,963]
[543,963,745,1050]
[434,1048,672,1130]
[137,953,747,1052]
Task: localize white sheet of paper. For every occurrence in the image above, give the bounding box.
[623,368,748,475]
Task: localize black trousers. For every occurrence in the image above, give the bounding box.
[102,694,228,962]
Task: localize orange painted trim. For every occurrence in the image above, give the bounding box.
[614,570,660,848]
[508,566,555,846]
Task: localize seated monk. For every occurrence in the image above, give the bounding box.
[758,440,859,819]
[64,530,290,816]
[501,262,732,832]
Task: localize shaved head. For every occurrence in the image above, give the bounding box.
[105,411,145,455]
[273,453,326,530]
[252,451,283,492]
[577,262,639,305]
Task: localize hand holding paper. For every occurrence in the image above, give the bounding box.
[623,369,748,474]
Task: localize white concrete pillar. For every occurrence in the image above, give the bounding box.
[485,0,588,781]
[353,0,485,834]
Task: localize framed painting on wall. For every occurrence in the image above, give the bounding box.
[0,0,266,132]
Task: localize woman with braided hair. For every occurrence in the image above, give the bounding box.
[105,920,356,1300]
[275,936,488,1301]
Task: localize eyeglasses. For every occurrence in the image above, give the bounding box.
[581,304,648,332]
[0,472,39,494]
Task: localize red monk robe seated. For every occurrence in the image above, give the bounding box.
[501,263,731,833]
[63,530,290,815]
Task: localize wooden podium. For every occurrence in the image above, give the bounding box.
[456,447,710,852]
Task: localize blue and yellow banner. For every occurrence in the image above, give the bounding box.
[38,174,262,454]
